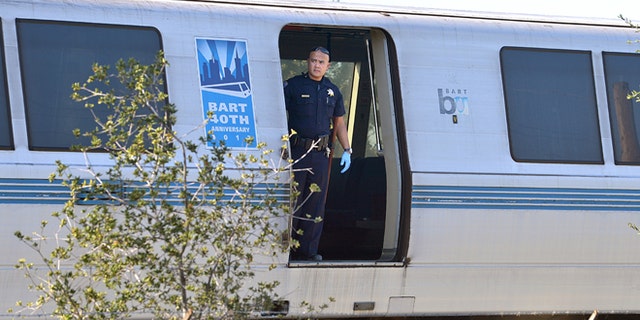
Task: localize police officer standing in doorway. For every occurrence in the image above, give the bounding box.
[284,46,352,261]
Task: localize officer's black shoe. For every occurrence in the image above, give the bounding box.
[308,254,322,261]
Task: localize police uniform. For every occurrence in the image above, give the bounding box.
[284,72,345,260]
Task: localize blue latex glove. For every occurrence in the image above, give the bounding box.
[340,152,351,173]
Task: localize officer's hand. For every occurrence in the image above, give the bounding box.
[340,152,351,173]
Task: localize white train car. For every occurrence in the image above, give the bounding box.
[2,0,640,318]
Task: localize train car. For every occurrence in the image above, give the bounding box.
[2,0,640,318]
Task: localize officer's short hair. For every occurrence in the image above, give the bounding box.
[310,46,330,59]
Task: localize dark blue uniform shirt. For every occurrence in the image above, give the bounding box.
[284,73,345,139]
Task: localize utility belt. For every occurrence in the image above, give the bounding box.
[290,134,330,152]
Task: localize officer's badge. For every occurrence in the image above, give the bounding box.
[327,88,334,97]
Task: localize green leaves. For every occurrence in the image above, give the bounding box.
[14,51,292,320]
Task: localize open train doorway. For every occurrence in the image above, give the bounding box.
[279,25,409,262]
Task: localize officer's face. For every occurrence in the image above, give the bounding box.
[307,51,331,81]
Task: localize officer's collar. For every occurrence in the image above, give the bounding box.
[303,72,325,83]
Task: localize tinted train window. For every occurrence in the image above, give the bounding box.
[500,47,602,164]
[16,20,162,151]
[603,52,640,165]
[0,22,13,150]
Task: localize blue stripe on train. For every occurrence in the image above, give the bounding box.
[0,179,289,205]
[412,185,640,211]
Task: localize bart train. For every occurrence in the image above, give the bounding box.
[2,0,640,318]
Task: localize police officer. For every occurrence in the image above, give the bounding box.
[284,46,352,261]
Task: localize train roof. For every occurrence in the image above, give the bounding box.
[4,0,632,28]
[183,0,631,27]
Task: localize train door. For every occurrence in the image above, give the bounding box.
[279,26,410,262]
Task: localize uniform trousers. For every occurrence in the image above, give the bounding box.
[290,146,330,259]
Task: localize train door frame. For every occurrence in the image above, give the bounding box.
[278,25,410,264]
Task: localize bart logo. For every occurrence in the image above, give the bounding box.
[438,88,469,115]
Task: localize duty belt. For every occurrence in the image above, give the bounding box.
[291,134,330,151]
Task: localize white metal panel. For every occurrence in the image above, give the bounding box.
[4,0,640,318]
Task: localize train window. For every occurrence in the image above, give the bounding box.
[0,21,13,150]
[603,52,640,165]
[500,47,603,164]
[16,19,162,151]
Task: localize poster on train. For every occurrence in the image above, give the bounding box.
[195,37,257,148]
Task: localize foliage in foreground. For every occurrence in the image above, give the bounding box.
[13,52,293,320]
[621,15,640,101]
